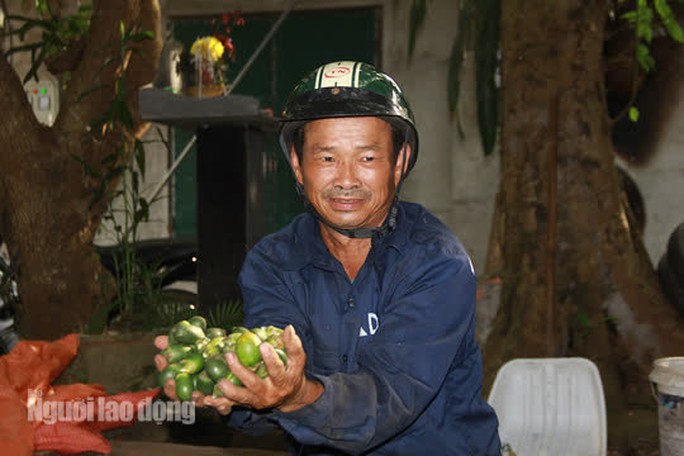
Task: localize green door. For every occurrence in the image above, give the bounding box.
[171,7,379,238]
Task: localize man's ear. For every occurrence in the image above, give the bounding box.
[394,144,412,185]
[290,147,304,186]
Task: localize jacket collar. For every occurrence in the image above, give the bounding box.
[293,202,412,272]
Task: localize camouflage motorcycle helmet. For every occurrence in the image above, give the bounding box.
[279,60,419,177]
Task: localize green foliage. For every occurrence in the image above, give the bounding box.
[620,0,684,70]
[572,310,619,347]
[615,0,684,122]
[6,2,92,82]
[409,0,501,155]
[621,0,684,51]
[93,22,164,326]
[207,299,244,330]
[148,292,197,330]
[408,0,428,58]
[5,3,183,333]
[472,0,501,156]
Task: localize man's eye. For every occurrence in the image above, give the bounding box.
[362,156,375,162]
[322,156,334,162]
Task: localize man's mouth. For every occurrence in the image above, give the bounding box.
[329,197,364,211]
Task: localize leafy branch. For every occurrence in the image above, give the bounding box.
[5,2,92,82]
[615,0,684,122]
[408,0,501,155]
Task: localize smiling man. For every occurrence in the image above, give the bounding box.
[155,61,500,454]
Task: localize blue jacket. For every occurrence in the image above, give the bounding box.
[229,202,500,455]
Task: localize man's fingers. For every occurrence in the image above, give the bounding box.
[154,335,169,350]
[191,391,206,407]
[283,325,306,371]
[283,325,303,355]
[215,378,253,406]
[260,343,286,379]
[163,378,177,400]
[203,395,235,415]
[154,353,168,372]
[225,351,259,388]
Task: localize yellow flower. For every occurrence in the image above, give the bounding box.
[190,36,225,62]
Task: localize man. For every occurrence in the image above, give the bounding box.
[155,61,500,454]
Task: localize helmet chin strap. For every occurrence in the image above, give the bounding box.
[296,184,401,239]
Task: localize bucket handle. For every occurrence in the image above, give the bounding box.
[650,381,661,405]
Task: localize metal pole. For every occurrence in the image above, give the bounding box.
[148,0,297,204]
[147,134,196,204]
[225,0,297,95]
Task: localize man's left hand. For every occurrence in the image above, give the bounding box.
[215,325,323,413]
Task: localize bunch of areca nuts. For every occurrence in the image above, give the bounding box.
[158,316,287,401]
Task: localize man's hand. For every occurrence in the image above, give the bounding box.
[153,325,322,415]
[216,325,323,412]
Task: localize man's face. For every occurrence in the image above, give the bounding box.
[290,117,409,231]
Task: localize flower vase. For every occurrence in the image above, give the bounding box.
[182,54,225,98]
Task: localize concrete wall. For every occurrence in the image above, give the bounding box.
[619,79,684,265]
[95,126,173,246]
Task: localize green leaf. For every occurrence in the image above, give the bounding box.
[654,0,684,42]
[447,0,475,116]
[132,171,140,195]
[664,20,684,42]
[636,43,656,71]
[576,311,591,329]
[127,30,155,42]
[629,106,640,122]
[134,204,150,225]
[408,0,428,58]
[475,0,501,155]
[35,0,49,15]
[134,140,146,176]
[104,165,126,181]
[447,40,464,117]
[207,300,244,329]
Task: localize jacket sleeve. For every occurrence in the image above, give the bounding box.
[272,249,478,454]
[224,243,312,435]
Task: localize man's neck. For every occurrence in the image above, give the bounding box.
[319,223,372,281]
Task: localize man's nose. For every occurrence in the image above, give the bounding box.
[333,160,360,189]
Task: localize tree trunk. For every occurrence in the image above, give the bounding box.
[482,0,684,418]
[0,0,161,339]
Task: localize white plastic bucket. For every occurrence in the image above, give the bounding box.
[649,357,684,456]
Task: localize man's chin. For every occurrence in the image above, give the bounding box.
[320,215,366,231]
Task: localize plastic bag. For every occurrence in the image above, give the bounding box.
[0,334,160,455]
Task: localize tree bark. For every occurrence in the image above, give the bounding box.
[0,0,161,339]
[482,0,684,416]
